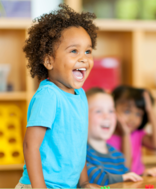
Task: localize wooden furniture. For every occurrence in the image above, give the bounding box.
[0,0,156,187]
[109,176,156,188]
[0,18,32,188]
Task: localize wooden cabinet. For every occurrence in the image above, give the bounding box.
[0,0,156,187]
[0,19,32,188]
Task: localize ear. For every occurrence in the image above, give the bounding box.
[43,55,54,70]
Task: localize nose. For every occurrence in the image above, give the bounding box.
[129,114,136,124]
[78,53,88,63]
[102,112,109,119]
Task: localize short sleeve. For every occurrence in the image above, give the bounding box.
[27,87,56,129]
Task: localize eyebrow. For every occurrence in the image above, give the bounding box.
[65,44,92,50]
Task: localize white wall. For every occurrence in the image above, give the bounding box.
[31,0,63,19]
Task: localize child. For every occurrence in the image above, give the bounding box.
[107,86,156,175]
[15,4,101,189]
[86,87,143,185]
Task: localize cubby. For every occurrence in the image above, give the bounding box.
[0,0,156,187]
[0,18,31,188]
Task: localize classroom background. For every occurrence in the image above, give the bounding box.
[0,0,156,187]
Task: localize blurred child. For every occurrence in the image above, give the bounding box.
[15,4,101,189]
[107,86,156,175]
[86,87,143,185]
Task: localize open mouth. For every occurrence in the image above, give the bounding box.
[101,125,110,130]
[72,68,86,81]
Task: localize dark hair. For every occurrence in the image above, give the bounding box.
[23,3,98,80]
[112,85,154,130]
[86,87,105,98]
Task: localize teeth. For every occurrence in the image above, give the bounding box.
[76,68,86,71]
[102,125,110,128]
[77,76,83,79]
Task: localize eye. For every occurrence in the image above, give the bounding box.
[136,112,143,117]
[85,50,92,54]
[109,110,115,113]
[71,49,77,53]
[95,110,102,114]
[124,109,130,114]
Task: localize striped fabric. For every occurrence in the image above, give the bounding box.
[87,143,129,185]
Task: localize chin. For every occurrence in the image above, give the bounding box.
[74,85,83,89]
[103,134,112,141]
[73,83,84,89]
[101,136,109,141]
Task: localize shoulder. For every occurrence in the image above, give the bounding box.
[77,88,86,96]
[77,88,88,102]
[131,130,146,139]
[34,86,56,100]
[30,83,58,108]
[107,144,124,158]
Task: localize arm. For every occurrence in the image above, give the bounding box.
[142,91,156,150]
[144,167,156,177]
[86,163,123,186]
[23,126,47,188]
[87,163,142,185]
[121,133,132,168]
[116,115,132,169]
[78,163,101,188]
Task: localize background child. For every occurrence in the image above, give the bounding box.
[107,86,156,175]
[86,87,143,186]
[15,4,101,189]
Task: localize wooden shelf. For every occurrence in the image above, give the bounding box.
[1,18,156,31]
[0,164,24,171]
[0,92,27,100]
[0,18,32,29]
[95,19,156,31]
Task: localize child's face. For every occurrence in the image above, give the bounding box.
[88,93,116,141]
[116,100,144,132]
[46,26,93,93]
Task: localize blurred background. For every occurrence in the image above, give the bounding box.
[0,0,156,187]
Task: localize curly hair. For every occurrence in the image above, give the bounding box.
[23,3,98,80]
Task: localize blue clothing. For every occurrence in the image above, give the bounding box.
[87,143,129,185]
[20,79,88,188]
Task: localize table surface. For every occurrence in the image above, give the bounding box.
[109,177,156,188]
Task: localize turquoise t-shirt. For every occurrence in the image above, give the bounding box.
[20,79,88,188]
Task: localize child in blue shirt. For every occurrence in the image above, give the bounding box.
[15,4,101,189]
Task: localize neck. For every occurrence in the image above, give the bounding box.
[48,77,75,94]
[88,138,108,154]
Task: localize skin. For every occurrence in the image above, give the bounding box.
[24,26,101,188]
[115,91,156,174]
[44,26,94,94]
[87,93,142,182]
[88,93,117,154]
[115,100,144,134]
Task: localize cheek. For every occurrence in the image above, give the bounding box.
[135,116,143,127]
[89,114,101,131]
[89,114,100,126]
[120,113,129,123]
[111,115,117,129]
[88,58,94,70]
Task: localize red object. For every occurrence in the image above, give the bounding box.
[145,185,154,188]
[83,57,121,92]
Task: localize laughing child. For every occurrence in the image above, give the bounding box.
[86,87,143,185]
[15,4,101,189]
[107,86,156,175]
